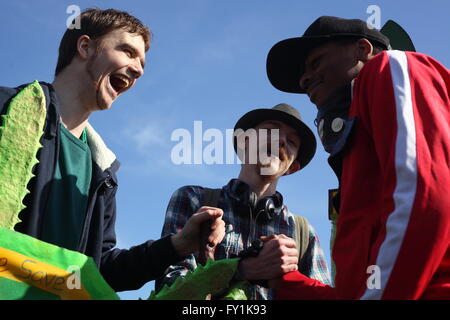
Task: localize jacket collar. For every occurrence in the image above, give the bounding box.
[225,178,251,199]
[39,82,118,173]
[85,123,117,172]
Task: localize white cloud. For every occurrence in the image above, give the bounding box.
[126,122,167,152]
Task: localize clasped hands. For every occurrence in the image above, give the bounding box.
[171,206,298,289]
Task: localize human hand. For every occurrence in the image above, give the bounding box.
[238,234,298,281]
[171,206,225,257]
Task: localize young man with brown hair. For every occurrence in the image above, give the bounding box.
[0,8,225,292]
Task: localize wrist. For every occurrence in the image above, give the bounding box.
[171,232,190,257]
[235,258,248,281]
[235,240,264,281]
[237,257,259,281]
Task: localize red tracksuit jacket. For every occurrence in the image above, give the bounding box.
[276,50,450,300]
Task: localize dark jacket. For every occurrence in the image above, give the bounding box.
[0,82,181,292]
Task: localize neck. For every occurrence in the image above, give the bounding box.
[238,167,278,199]
[52,71,94,138]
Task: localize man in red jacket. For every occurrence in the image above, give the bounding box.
[266,16,450,299]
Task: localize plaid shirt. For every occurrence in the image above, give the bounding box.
[156,179,331,299]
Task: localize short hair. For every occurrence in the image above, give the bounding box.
[55,8,151,76]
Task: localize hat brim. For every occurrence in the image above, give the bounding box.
[267,34,371,94]
[233,108,317,169]
[267,33,393,94]
[266,36,325,94]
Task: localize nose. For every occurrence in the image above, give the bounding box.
[277,130,287,149]
[299,70,312,92]
[129,59,144,79]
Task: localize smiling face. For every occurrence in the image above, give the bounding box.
[83,29,146,111]
[299,39,368,107]
[248,120,301,178]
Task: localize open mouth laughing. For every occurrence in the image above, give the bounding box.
[108,73,132,96]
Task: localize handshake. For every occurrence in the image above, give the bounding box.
[170,206,299,287]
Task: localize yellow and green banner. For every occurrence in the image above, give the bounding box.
[0,227,119,300]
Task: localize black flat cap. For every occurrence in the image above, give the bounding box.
[267,16,391,94]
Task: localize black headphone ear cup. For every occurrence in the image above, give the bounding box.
[274,193,283,215]
[272,193,283,215]
[264,197,276,221]
[253,196,274,222]
[248,192,258,212]
[255,194,284,223]
[230,185,284,223]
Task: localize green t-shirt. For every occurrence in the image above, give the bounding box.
[41,124,92,251]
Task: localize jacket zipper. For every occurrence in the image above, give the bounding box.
[76,172,112,252]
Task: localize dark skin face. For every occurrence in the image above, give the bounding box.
[299,38,376,107]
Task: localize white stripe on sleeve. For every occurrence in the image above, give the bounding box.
[360,51,418,300]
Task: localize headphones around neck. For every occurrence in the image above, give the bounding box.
[253,193,283,222]
[230,182,283,223]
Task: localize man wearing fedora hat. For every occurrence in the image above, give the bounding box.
[266,16,450,299]
[156,103,331,300]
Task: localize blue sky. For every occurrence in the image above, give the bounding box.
[1,0,448,300]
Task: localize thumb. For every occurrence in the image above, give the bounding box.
[260,234,277,242]
[191,208,223,224]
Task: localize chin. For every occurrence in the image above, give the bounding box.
[309,95,322,107]
[96,92,115,111]
[309,91,329,107]
[96,101,112,111]
[258,162,281,177]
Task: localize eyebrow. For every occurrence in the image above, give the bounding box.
[119,43,146,69]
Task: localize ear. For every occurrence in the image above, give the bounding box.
[76,35,94,60]
[284,159,301,176]
[355,38,374,62]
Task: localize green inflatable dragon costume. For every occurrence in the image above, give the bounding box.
[0,81,249,300]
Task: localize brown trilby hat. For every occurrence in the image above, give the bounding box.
[234,103,317,169]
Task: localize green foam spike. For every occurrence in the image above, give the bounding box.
[220,281,250,300]
[148,258,242,300]
[0,81,46,230]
